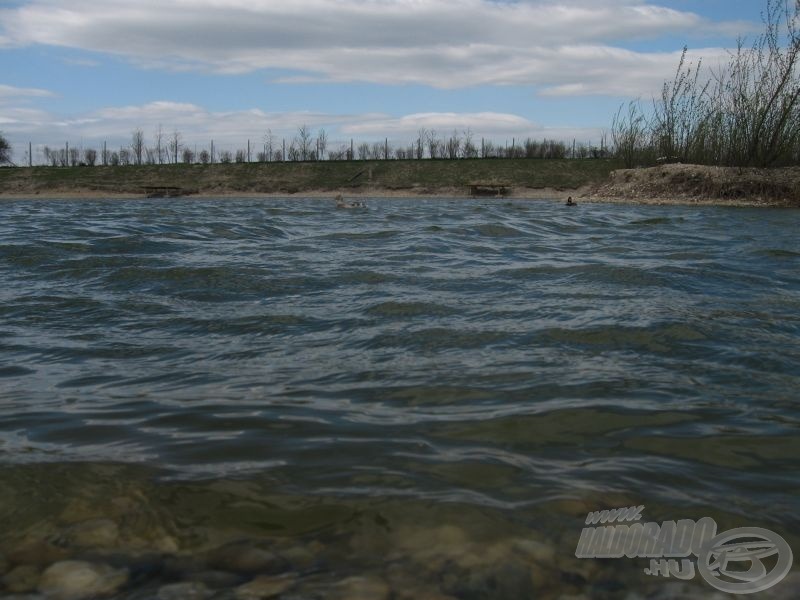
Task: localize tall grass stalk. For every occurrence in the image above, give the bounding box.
[613,0,800,168]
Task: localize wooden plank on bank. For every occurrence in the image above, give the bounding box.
[142,186,186,198]
[469,183,511,197]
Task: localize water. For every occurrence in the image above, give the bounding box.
[0,196,798,598]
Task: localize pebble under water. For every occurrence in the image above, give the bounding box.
[0,196,798,599]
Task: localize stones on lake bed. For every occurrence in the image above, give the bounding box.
[37,560,128,600]
[330,575,391,600]
[276,544,317,570]
[157,581,213,600]
[7,539,69,567]
[0,515,626,599]
[2,564,42,594]
[512,538,556,564]
[185,569,245,589]
[206,542,285,575]
[234,574,297,599]
[61,519,119,550]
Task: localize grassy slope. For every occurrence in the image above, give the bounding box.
[0,158,621,196]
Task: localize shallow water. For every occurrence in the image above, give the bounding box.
[0,197,798,598]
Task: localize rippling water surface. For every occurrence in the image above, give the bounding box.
[0,196,798,598]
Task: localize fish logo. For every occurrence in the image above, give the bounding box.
[698,527,793,594]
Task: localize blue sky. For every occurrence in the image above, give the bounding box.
[0,0,767,160]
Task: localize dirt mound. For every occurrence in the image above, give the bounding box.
[585,164,800,207]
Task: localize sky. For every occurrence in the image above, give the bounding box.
[0,0,768,160]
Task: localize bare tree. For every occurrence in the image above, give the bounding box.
[0,132,12,165]
[415,128,427,159]
[263,129,274,162]
[599,130,609,157]
[168,130,182,164]
[43,146,58,167]
[131,129,145,165]
[446,129,461,159]
[182,148,195,164]
[462,128,477,158]
[329,144,350,161]
[235,149,247,163]
[317,128,328,160]
[198,149,210,164]
[119,148,131,166]
[296,125,313,160]
[69,147,80,167]
[110,151,120,166]
[154,124,165,164]
[426,129,440,159]
[83,148,97,166]
[219,150,233,163]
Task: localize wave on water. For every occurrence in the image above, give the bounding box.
[0,197,798,598]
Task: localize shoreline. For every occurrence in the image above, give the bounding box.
[2,162,799,207]
[0,188,795,207]
[0,186,578,201]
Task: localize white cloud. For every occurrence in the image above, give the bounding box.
[0,100,604,151]
[342,112,535,136]
[0,83,55,102]
[0,0,748,94]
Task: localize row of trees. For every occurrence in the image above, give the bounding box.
[4,125,611,169]
[613,0,800,168]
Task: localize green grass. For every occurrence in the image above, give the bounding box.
[0,158,622,196]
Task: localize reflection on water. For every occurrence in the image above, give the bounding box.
[0,197,798,598]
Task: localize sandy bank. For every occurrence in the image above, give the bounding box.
[2,163,799,207]
[582,163,800,207]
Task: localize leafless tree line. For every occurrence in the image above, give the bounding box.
[23,123,609,168]
[613,0,800,168]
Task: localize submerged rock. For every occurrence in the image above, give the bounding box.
[278,545,317,570]
[37,560,128,600]
[388,525,471,568]
[152,535,180,554]
[8,539,69,566]
[441,559,535,600]
[207,543,283,575]
[186,569,244,589]
[395,591,458,600]
[235,574,297,599]
[157,581,213,600]
[2,564,43,594]
[331,575,390,600]
[62,519,119,549]
[512,538,556,564]
[767,571,800,600]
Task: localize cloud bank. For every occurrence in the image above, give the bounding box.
[0,100,604,154]
[0,0,742,94]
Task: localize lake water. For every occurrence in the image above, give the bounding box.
[0,196,798,598]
